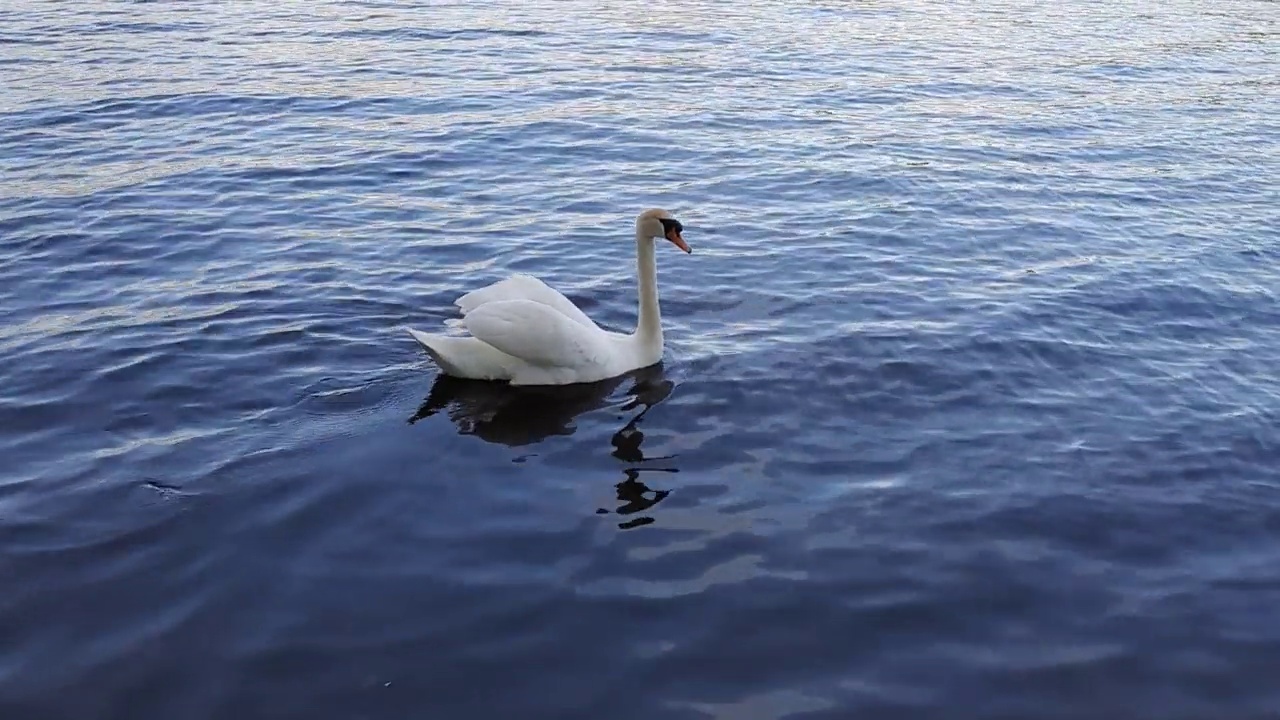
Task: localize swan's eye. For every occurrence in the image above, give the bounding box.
[659,218,683,234]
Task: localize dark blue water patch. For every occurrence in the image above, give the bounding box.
[0,34,60,47]
[324,27,555,41]
[0,94,461,133]
[62,20,210,35]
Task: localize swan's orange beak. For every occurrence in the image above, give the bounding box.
[665,227,691,253]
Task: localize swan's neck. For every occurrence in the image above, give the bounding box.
[634,233,662,353]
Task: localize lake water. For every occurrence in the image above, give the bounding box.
[2,1,1279,717]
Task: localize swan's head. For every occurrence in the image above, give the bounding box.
[636,208,691,254]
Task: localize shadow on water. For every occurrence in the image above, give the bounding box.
[409,364,679,529]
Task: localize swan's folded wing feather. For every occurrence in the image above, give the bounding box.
[455,273,599,330]
[462,299,608,370]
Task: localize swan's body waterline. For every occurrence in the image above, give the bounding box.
[406,209,690,386]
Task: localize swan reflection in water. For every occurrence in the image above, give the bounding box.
[409,364,677,528]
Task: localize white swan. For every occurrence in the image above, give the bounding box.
[406,208,691,386]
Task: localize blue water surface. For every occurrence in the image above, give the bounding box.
[2,1,1279,718]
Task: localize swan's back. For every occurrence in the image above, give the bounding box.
[455,273,598,330]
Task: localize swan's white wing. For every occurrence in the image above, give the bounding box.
[455,273,599,330]
[463,299,609,371]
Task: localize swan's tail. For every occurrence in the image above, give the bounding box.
[405,327,512,381]
[406,328,454,370]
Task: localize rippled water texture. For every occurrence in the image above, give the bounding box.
[3,1,1279,717]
